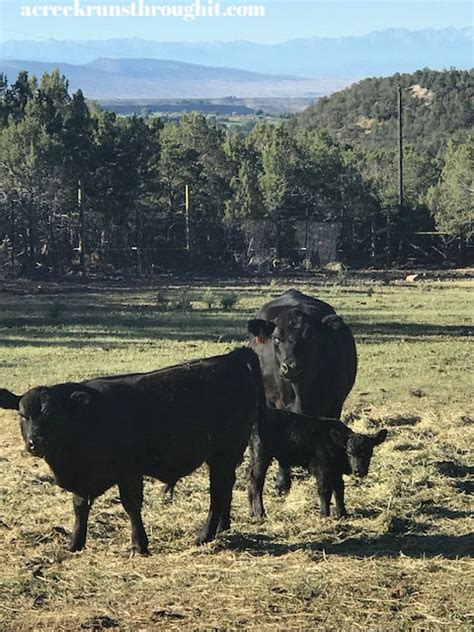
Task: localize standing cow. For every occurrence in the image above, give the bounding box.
[0,348,265,553]
[248,289,357,494]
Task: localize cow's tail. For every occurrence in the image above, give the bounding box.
[239,347,268,439]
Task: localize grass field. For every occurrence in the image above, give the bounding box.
[0,275,473,631]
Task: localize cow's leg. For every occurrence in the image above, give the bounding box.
[332,473,347,519]
[198,460,234,544]
[247,431,272,520]
[315,468,333,518]
[118,476,149,556]
[70,494,92,551]
[217,466,236,535]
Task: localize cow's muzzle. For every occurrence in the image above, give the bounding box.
[26,438,45,458]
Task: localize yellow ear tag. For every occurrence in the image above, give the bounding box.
[257,335,268,344]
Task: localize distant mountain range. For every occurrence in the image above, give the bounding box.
[0,58,348,99]
[1,27,472,77]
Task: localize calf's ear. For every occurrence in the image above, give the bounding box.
[248,319,276,342]
[373,429,388,445]
[0,388,21,410]
[69,391,91,407]
[321,314,343,330]
[330,428,347,448]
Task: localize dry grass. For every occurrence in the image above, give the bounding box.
[0,276,473,630]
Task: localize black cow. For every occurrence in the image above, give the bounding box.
[248,408,387,520]
[248,289,357,494]
[0,348,265,554]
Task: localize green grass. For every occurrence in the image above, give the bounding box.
[0,277,472,630]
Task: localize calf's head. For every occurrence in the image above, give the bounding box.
[248,310,343,383]
[330,427,388,477]
[0,385,93,458]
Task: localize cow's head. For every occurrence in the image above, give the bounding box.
[330,427,388,477]
[248,309,343,383]
[0,385,93,458]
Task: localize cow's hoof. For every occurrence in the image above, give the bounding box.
[196,528,216,545]
[216,521,230,535]
[250,514,265,523]
[249,509,266,522]
[129,546,150,558]
[69,540,85,552]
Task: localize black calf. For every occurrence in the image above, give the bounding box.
[248,408,387,520]
[0,348,265,553]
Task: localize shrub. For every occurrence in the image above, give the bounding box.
[219,292,239,311]
[46,300,66,322]
[173,291,193,312]
[333,269,348,286]
[155,291,171,312]
[203,288,217,310]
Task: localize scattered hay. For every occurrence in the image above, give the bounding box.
[0,280,473,630]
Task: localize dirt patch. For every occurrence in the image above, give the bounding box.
[410,84,434,102]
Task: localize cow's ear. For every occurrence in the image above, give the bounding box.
[330,428,347,448]
[69,391,91,407]
[0,389,21,410]
[321,314,343,330]
[40,391,52,414]
[248,319,276,342]
[373,429,388,445]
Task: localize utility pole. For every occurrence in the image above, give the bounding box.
[184,184,191,253]
[304,207,310,270]
[78,180,86,279]
[10,205,15,277]
[398,85,404,213]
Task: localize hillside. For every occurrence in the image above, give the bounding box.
[0,58,348,99]
[295,68,474,152]
[1,27,472,77]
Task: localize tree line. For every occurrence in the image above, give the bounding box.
[0,68,472,278]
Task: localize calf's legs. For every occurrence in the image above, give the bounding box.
[119,476,149,555]
[332,474,347,518]
[314,468,346,518]
[247,432,272,520]
[198,460,237,544]
[70,494,93,551]
[315,468,333,517]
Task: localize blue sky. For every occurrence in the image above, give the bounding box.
[0,1,472,43]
